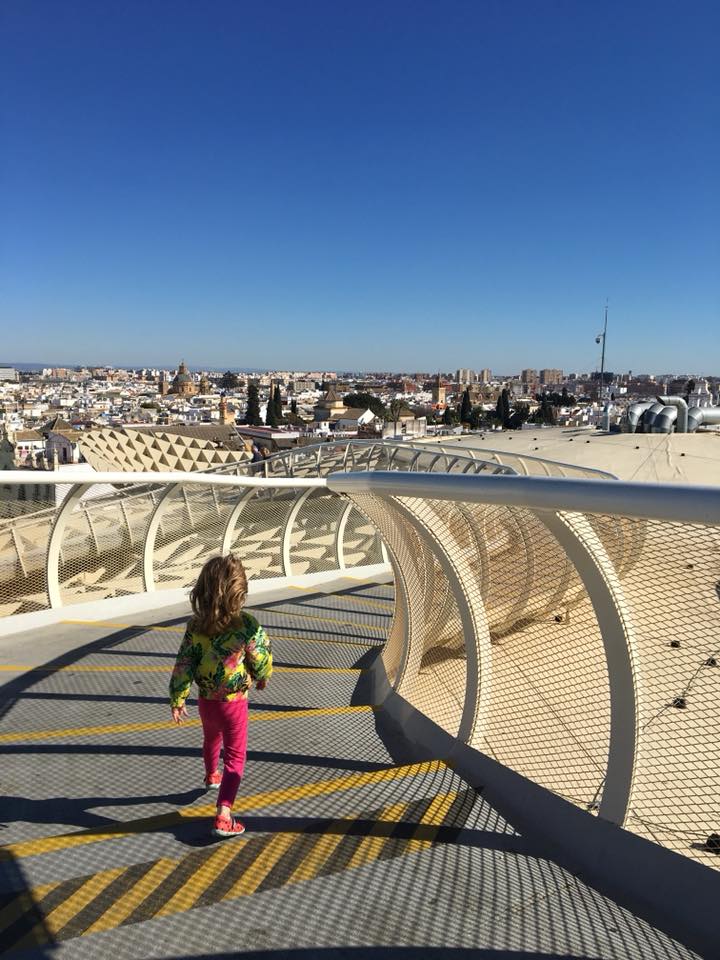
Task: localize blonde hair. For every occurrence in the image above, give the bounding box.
[190,554,248,636]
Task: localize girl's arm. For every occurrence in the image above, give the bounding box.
[169,627,196,711]
[244,620,273,685]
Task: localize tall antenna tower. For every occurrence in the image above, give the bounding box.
[596,301,608,403]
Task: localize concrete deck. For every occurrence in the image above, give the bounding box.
[0,586,702,958]
[423,428,720,485]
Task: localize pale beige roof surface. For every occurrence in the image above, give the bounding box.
[436,428,720,486]
[77,427,251,473]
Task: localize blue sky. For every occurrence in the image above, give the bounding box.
[1,0,718,373]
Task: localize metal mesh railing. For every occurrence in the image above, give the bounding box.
[326,470,720,870]
[0,440,509,615]
[3,442,719,874]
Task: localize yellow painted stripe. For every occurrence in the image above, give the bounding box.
[265,631,377,649]
[153,841,244,918]
[82,858,177,936]
[2,759,446,860]
[0,664,171,674]
[0,704,373,744]
[405,789,460,855]
[344,799,410,871]
[335,594,394,612]
[0,717,201,742]
[39,866,127,938]
[284,819,357,885]
[261,610,388,633]
[0,664,362,675]
[281,590,394,613]
[221,831,296,900]
[60,617,382,648]
[60,619,183,632]
[11,866,126,950]
[0,880,61,932]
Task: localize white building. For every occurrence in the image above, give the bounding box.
[688,379,715,409]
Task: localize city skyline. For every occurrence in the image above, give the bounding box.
[2,1,718,371]
[3,359,718,381]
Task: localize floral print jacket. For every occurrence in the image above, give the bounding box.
[169,613,273,708]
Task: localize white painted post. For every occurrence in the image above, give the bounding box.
[46,483,94,608]
[280,488,313,577]
[142,483,182,593]
[538,509,640,826]
[220,488,258,556]
[390,498,493,745]
[336,500,354,570]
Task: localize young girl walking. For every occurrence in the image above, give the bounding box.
[169,554,272,838]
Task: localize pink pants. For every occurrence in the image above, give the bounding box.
[198,696,248,809]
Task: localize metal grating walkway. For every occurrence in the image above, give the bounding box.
[0,585,700,958]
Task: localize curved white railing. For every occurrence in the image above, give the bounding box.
[1,444,719,873]
[0,441,512,616]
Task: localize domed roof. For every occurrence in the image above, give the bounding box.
[173,360,192,383]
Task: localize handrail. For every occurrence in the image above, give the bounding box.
[0,470,326,489]
[327,471,720,526]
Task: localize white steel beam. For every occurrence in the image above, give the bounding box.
[538,509,640,826]
[328,471,720,526]
[142,483,182,592]
[46,483,94,608]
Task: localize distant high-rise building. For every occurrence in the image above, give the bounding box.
[0,367,19,382]
[456,368,475,385]
[478,368,491,384]
[540,369,563,385]
[521,368,538,384]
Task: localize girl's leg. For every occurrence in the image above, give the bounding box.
[198,699,223,777]
[216,697,249,812]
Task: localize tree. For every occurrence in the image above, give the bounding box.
[460,388,472,424]
[442,405,455,426]
[343,392,386,419]
[283,411,305,426]
[245,383,261,425]
[535,396,555,425]
[290,398,298,415]
[507,403,530,430]
[266,401,278,427]
[387,399,408,435]
[272,385,283,422]
[220,371,239,391]
[495,388,511,428]
[685,379,696,403]
[469,405,484,430]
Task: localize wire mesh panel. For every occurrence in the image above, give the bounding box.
[341,505,385,568]
[227,486,296,580]
[287,489,347,575]
[58,486,158,605]
[342,492,466,736]
[478,509,612,810]
[0,498,56,615]
[393,496,612,806]
[468,505,585,637]
[599,515,720,867]
[146,482,233,590]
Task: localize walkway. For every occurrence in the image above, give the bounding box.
[0,586,700,958]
